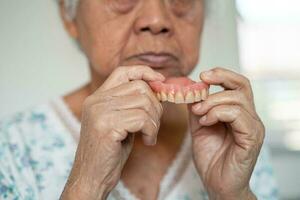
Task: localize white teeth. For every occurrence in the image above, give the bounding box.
[185,91,195,103]
[175,92,185,104]
[157,89,208,103]
[161,92,168,101]
[156,93,161,101]
[167,92,175,103]
[194,90,201,102]
[201,89,208,100]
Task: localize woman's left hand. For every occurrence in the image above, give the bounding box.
[188,67,264,200]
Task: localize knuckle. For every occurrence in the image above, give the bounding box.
[210,106,219,115]
[135,80,150,93]
[212,67,223,72]
[138,120,146,130]
[234,91,246,102]
[203,97,212,108]
[233,106,242,117]
[141,94,152,110]
[212,67,224,75]
[135,116,147,131]
[137,109,149,120]
[111,129,127,141]
[83,95,109,112]
[141,94,151,104]
[239,75,252,90]
[233,90,253,105]
[243,76,251,86]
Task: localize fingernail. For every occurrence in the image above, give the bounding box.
[200,115,207,123]
[143,136,156,146]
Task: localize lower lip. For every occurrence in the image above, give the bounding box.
[138,55,173,63]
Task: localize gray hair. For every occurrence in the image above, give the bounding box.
[63,0,79,20]
[62,0,211,21]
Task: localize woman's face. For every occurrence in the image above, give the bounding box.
[65,0,204,78]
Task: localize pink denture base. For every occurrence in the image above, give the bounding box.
[148,77,209,95]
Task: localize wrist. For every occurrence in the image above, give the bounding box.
[60,174,111,200]
[60,182,110,200]
[209,187,257,200]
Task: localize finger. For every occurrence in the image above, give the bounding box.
[108,94,161,125]
[200,67,253,94]
[199,105,251,130]
[93,80,163,117]
[98,65,165,92]
[110,109,159,146]
[191,90,256,118]
[198,105,264,147]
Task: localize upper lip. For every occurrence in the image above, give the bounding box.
[127,52,178,67]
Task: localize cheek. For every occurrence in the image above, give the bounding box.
[76,3,131,76]
[177,27,201,74]
[177,16,203,74]
[89,26,127,74]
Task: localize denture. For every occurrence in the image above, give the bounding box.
[148,77,209,104]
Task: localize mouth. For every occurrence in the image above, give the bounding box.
[126,52,179,69]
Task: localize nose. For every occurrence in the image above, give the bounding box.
[134,0,173,36]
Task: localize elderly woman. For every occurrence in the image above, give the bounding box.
[0,0,278,199]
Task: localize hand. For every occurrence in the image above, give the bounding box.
[188,67,264,200]
[60,66,164,200]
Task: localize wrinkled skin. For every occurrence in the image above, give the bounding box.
[189,68,263,200]
[61,66,165,199]
[59,0,262,199]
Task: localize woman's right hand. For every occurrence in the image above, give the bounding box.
[60,66,165,200]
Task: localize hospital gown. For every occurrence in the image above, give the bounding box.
[0,98,279,200]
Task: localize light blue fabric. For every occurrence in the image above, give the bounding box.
[0,101,279,200]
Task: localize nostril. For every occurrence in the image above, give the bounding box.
[161,28,169,33]
[141,27,150,32]
[140,27,169,34]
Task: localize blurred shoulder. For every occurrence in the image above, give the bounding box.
[0,99,77,158]
[0,99,77,199]
[0,101,67,142]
